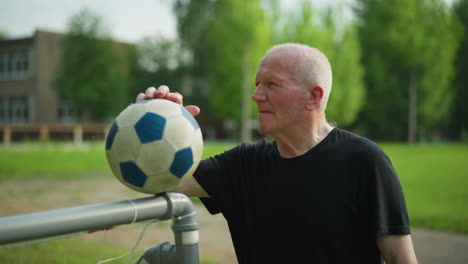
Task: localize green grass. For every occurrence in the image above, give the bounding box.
[0,141,467,233]
[380,143,468,233]
[0,143,108,181]
[0,141,237,181]
[200,140,238,159]
[0,238,219,264]
[0,239,138,264]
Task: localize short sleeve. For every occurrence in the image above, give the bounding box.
[193,141,272,216]
[363,144,411,235]
[193,145,245,215]
[193,157,225,214]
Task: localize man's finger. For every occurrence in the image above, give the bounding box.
[156,85,170,98]
[168,92,183,105]
[185,105,201,117]
[145,87,157,99]
[136,93,146,102]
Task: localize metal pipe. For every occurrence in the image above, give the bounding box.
[169,193,200,264]
[0,193,196,247]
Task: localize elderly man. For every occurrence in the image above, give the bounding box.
[137,43,418,264]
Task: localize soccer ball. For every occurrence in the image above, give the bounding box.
[105,99,203,194]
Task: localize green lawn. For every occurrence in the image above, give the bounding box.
[0,141,467,233]
[1,239,138,264]
[0,141,237,181]
[0,238,219,264]
[381,143,468,233]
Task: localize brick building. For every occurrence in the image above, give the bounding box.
[0,30,135,124]
[0,30,66,124]
[0,30,134,142]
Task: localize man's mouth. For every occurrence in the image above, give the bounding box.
[258,111,272,116]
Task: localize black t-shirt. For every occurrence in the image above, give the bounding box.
[194,128,410,264]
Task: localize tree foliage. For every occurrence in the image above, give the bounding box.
[173,0,271,125]
[451,0,468,138]
[128,36,191,98]
[54,9,129,122]
[355,0,461,141]
[0,29,9,40]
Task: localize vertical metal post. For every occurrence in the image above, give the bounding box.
[134,193,200,264]
[167,193,200,264]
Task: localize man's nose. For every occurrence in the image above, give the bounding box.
[251,88,266,102]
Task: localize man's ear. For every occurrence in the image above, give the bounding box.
[305,84,324,111]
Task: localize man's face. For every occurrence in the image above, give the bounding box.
[252,50,307,137]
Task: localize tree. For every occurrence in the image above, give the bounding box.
[54,9,129,122]
[451,0,468,139]
[355,0,461,142]
[0,30,9,40]
[128,36,191,97]
[173,0,271,141]
[272,1,365,127]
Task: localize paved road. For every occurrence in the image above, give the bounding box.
[412,228,468,264]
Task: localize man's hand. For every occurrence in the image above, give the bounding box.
[136,85,200,117]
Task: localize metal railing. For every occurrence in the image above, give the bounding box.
[0,193,199,264]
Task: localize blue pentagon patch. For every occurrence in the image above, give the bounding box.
[134,112,166,143]
[119,161,147,188]
[105,121,118,150]
[170,148,194,178]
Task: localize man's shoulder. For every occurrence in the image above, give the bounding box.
[232,138,274,150]
[216,138,276,159]
[333,128,384,155]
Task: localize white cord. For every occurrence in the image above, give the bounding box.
[96,220,157,264]
[96,251,130,264]
[124,220,155,264]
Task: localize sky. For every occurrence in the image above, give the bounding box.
[1,0,353,44]
[0,0,456,44]
[0,0,177,43]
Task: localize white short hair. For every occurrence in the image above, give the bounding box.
[266,43,333,110]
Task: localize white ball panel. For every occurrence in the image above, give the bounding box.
[144,171,181,194]
[106,149,123,181]
[192,128,204,163]
[111,126,141,162]
[136,140,176,175]
[164,116,195,150]
[116,103,147,127]
[145,99,182,118]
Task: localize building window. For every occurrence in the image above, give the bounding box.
[58,101,77,123]
[0,49,31,80]
[0,96,29,123]
[0,52,8,79]
[0,97,8,122]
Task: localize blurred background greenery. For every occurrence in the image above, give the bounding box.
[2,0,465,143]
